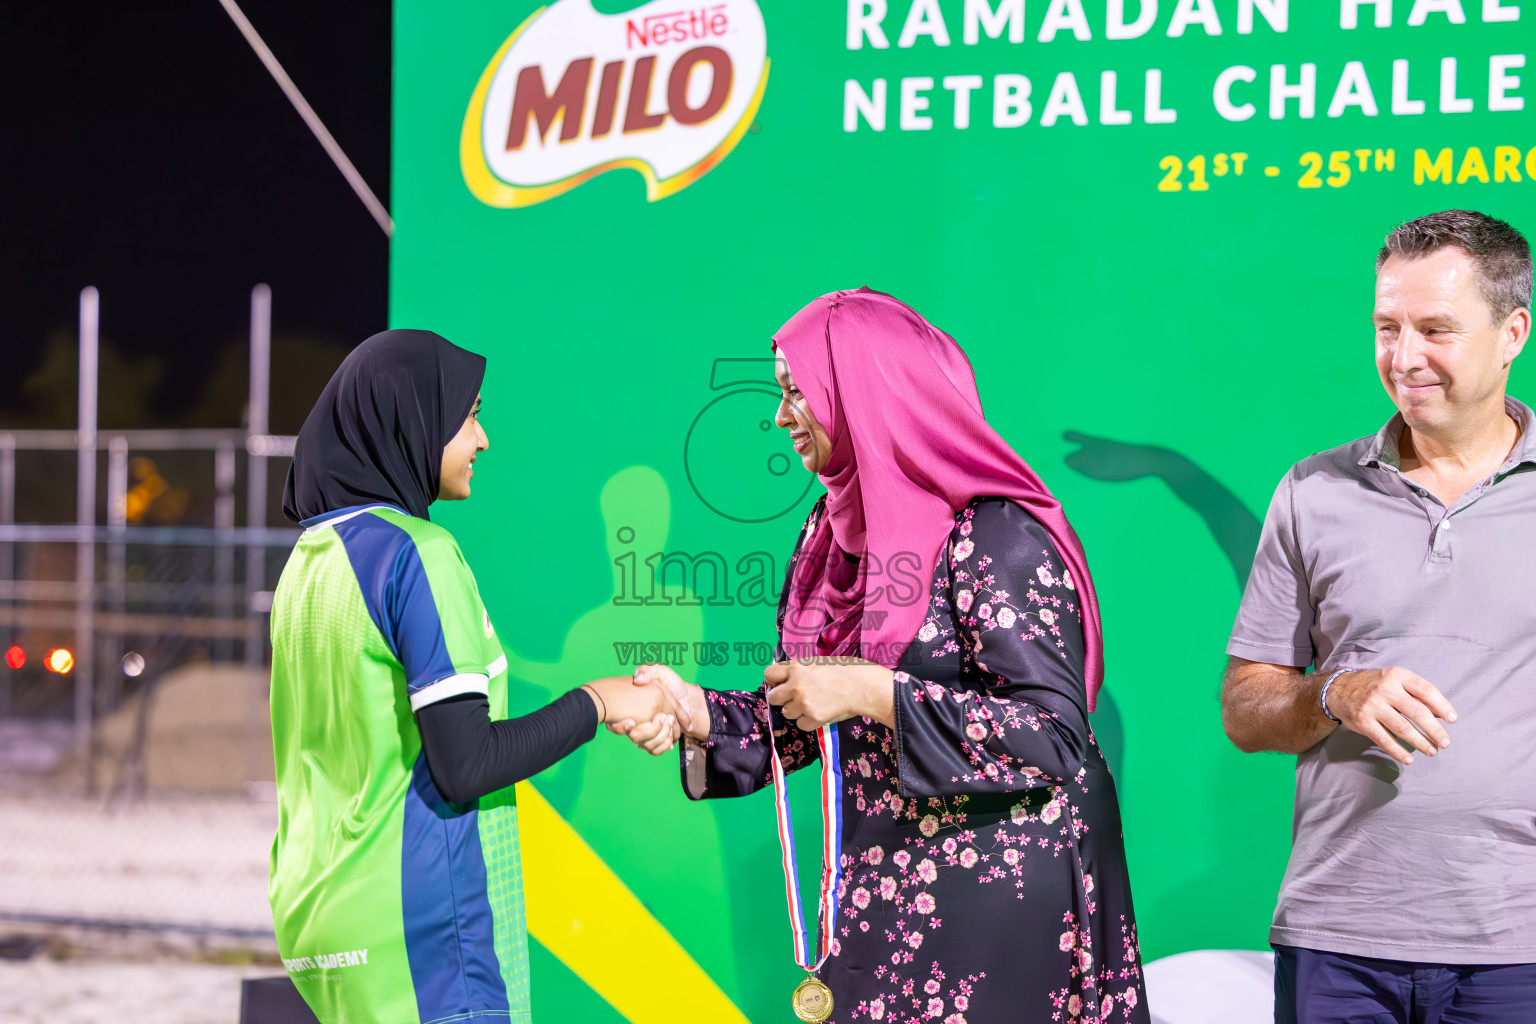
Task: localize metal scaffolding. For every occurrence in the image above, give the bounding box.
[0,285,300,792]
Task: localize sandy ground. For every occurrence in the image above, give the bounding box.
[0,958,283,1024]
[0,671,288,1023]
[0,793,276,933]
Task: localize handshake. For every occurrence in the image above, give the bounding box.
[580,664,710,756]
[580,656,899,756]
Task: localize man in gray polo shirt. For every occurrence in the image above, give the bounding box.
[1223,210,1536,1024]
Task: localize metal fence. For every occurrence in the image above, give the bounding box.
[0,286,300,938]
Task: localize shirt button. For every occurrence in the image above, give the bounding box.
[1443,519,1453,530]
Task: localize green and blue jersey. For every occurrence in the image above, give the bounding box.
[268,504,530,1024]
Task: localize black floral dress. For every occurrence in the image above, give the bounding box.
[681,497,1149,1024]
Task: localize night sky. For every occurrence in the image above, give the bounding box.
[0,1,390,433]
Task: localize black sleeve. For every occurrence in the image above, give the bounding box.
[416,688,599,804]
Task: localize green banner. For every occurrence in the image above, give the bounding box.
[391,2,1533,1019]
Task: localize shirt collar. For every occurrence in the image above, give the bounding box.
[1359,396,1536,474]
[301,503,408,531]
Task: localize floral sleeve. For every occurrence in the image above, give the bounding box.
[679,687,822,800]
[892,499,1090,798]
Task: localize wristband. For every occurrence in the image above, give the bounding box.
[1320,669,1350,723]
[582,684,607,723]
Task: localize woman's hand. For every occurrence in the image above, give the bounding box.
[581,675,679,741]
[620,712,683,756]
[606,663,710,755]
[765,657,896,731]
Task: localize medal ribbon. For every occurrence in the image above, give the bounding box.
[766,715,843,972]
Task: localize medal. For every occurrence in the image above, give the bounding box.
[792,974,834,1023]
[767,716,842,1022]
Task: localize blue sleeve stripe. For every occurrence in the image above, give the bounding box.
[333,513,461,696]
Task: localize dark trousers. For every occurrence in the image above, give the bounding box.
[1274,944,1536,1024]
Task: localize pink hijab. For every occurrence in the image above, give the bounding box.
[773,288,1105,711]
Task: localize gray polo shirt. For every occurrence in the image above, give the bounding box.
[1229,396,1536,965]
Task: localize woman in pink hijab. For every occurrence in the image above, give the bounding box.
[627,289,1148,1023]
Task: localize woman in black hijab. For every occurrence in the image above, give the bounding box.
[268,330,684,1024]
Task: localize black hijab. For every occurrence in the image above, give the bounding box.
[282,329,486,523]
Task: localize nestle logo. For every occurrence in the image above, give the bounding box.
[626,5,729,48]
[461,0,767,209]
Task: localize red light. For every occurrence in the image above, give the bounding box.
[45,648,74,674]
[3,646,22,670]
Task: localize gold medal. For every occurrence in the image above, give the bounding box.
[792,974,834,1023]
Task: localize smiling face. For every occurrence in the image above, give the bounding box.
[438,392,488,501]
[774,350,833,474]
[1373,247,1527,439]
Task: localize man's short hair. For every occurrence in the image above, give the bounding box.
[1377,210,1533,324]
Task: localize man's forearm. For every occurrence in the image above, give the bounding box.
[1221,660,1338,755]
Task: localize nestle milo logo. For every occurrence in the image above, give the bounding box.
[461,0,769,208]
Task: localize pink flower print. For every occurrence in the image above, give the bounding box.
[917,621,939,643]
[952,538,974,561]
[1041,798,1062,825]
[959,847,978,868]
[852,887,871,910]
[870,997,886,1020]
[977,602,993,620]
[944,1016,968,1024]
[964,722,987,741]
[858,757,872,778]
[983,763,999,780]
[914,892,936,914]
[907,930,924,949]
[1102,994,1115,1018]
[995,606,1016,629]
[925,980,941,995]
[1063,568,1076,590]
[1003,848,1021,866]
[956,589,974,612]
[879,876,897,900]
[917,858,938,884]
[1077,948,1094,973]
[925,683,947,701]
[893,849,911,870]
[954,996,968,1011]
[942,837,958,856]
[891,794,905,816]
[959,520,972,537]
[1009,801,1029,825]
[1036,565,1054,586]
[830,938,841,956]
[1039,608,1056,626]
[1068,994,1082,1017]
[1083,872,1094,894]
[857,795,867,812]
[867,845,884,866]
[919,815,940,838]
[926,996,944,1017]
[1122,988,1137,1009]
[1059,932,1075,951]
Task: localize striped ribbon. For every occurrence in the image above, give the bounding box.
[766,718,843,972]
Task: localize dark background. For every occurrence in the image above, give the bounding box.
[0,1,390,437]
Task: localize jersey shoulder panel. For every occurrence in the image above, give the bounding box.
[335,510,497,710]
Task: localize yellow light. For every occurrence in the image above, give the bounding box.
[45,648,74,674]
